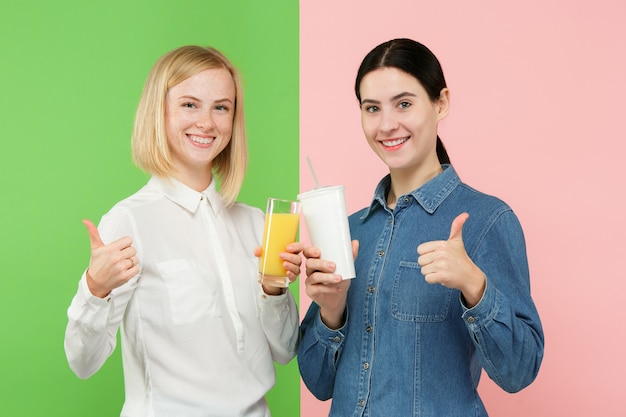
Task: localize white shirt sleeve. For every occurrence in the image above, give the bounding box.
[233,202,300,365]
[64,207,140,379]
[64,271,138,378]
[258,289,299,365]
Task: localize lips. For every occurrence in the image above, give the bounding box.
[188,135,215,145]
[381,137,408,148]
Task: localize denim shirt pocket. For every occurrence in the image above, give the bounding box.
[157,259,222,325]
[391,261,452,322]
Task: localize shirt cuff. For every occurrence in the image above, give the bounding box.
[258,287,291,305]
[460,275,497,327]
[311,307,348,348]
[78,272,113,305]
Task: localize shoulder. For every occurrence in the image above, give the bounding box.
[109,182,162,211]
[451,182,526,244]
[103,185,158,218]
[230,201,264,221]
[349,206,370,220]
[97,182,158,241]
[229,201,265,232]
[227,201,265,244]
[453,182,513,216]
[95,179,162,224]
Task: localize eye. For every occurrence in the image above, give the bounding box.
[398,101,411,109]
[215,104,230,112]
[182,102,197,109]
[365,105,379,113]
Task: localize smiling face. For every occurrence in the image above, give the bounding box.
[359,67,449,182]
[165,67,236,188]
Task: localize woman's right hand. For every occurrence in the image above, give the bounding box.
[303,240,358,330]
[83,219,139,298]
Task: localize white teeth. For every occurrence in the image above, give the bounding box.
[382,137,408,147]
[189,135,214,145]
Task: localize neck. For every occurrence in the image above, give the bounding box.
[173,166,213,192]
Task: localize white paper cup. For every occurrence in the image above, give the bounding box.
[297,186,356,280]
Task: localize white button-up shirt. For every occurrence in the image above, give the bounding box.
[65,176,299,417]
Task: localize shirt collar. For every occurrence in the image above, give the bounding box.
[148,176,224,216]
[361,164,460,218]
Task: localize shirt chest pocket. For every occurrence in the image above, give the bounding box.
[157,259,222,325]
[391,261,452,322]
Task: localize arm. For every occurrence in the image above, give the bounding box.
[461,210,544,392]
[297,243,357,399]
[64,211,140,378]
[417,210,543,392]
[298,301,348,400]
[64,271,138,378]
[258,289,299,364]
[256,242,304,364]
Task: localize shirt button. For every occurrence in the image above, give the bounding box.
[333,336,341,343]
[467,316,475,323]
[403,196,410,203]
[377,250,384,257]
[359,399,365,407]
[368,286,375,293]
[366,325,372,333]
[363,362,369,370]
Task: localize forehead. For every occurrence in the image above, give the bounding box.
[360,67,424,98]
[168,68,236,99]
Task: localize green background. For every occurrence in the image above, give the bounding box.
[0,1,299,415]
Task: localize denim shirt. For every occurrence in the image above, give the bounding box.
[298,165,544,417]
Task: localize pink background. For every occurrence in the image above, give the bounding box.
[299,1,626,416]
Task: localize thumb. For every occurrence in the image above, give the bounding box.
[82,219,105,249]
[448,212,469,241]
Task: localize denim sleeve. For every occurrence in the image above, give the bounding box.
[298,302,348,400]
[461,209,544,393]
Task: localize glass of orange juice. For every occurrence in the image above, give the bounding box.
[258,198,301,288]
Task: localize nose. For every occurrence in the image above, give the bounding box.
[379,110,399,133]
[196,110,214,129]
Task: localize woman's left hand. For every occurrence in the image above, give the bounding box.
[254,242,304,294]
[417,213,486,307]
[280,242,305,281]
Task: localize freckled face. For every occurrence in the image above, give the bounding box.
[359,67,448,176]
[165,68,235,179]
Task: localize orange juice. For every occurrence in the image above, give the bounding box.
[259,212,300,282]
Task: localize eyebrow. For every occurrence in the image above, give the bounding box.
[360,91,417,105]
[176,95,234,104]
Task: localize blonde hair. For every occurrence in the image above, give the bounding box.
[132,45,247,206]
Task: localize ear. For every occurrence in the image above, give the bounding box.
[436,88,450,121]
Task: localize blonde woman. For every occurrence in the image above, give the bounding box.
[64,45,301,416]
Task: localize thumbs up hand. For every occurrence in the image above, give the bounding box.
[417,213,486,307]
[83,219,139,298]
